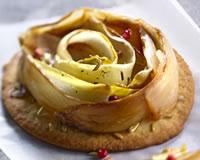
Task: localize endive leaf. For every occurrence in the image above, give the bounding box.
[54,60,134,86]
[55,29,135,86]
[129,29,156,88]
[84,18,135,64]
[21,55,133,111]
[128,68,152,88]
[19,8,179,132]
[57,29,118,62]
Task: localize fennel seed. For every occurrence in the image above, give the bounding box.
[48,123,53,131]
[161,148,170,153]
[164,115,173,119]
[178,95,184,101]
[103,156,112,160]
[36,107,43,116]
[88,152,97,156]
[61,126,67,133]
[113,133,123,140]
[150,122,156,132]
[128,122,140,133]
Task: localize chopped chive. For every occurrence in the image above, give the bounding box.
[36,107,43,116]
[120,71,124,81]
[150,122,155,132]
[92,59,102,71]
[88,152,97,156]
[128,122,140,133]
[113,133,123,140]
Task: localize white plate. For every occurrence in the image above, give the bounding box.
[0,0,200,159]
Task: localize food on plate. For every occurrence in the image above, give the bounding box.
[2,8,194,151]
[151,145,200,160]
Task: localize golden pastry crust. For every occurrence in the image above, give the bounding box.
[2,52,194,151]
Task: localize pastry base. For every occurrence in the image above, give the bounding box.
[2,52,194,151]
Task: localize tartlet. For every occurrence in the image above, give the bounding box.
[2,8,194,151]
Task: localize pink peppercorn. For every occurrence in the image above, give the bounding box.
[34,48,44,59]
[97,149,108,159]
[122,28,132,40]
[108,95,119,101]
[167,154,176,160]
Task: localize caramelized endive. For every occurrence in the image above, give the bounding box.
[19,8,178,133]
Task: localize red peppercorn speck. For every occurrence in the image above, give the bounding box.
[109,95,119,101]
[97,149,108,159]
[34,48,44,59]
[167,154,176,160]
[122,28,132,40]
[117,50,123,58]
